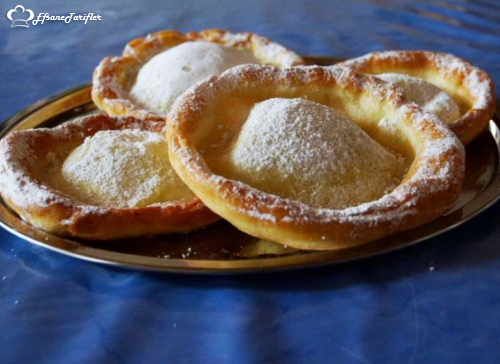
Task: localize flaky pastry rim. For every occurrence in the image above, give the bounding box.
[167,65,465,250]
[338,50,496,145]
[92,29,305,122]
[0,114,219,240]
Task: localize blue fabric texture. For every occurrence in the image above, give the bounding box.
[1,0,500,363]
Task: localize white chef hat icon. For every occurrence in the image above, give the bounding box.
[6,5,34,28]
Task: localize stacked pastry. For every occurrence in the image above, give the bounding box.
[0,29,495,250]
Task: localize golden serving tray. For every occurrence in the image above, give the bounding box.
[1,56,499,274]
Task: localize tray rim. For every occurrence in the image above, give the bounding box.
[1,71,500,274]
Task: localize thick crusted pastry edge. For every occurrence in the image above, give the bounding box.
[338,50,496,145]
[167,65,466,250]
[0,114,219,240]
[92,29,306,122]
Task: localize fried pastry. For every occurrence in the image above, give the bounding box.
[0,115,219,240]
[92,29,305,121]
[339,51,496,144]
[167,65,465,250]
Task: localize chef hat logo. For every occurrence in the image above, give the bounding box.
[6,5,34,28]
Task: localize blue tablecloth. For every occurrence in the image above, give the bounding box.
[1,0,500,363]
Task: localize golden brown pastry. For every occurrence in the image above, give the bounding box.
[167,65,465,250]
[0,114,219,240]
[92,29,305,121]
[338,50,496,144]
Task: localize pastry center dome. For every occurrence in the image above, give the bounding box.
[130,41,259,115]
[228,98,406,209]
[377,73,461,124]
[60,129,194,208]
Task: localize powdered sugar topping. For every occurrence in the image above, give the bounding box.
[0,116,191,216]
[169,64,465,233]
[342,50,494,112]
[57,129,194,208]
[377,73,461,124]
[130,41,259,116]
[228,98,407,209]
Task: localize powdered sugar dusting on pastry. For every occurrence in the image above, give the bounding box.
[432,54,492,110]
[129,41,259,116]
[377,73,460,124]
[58,129,194,208]
[0,135,64,210]
[93,30,305,122]
[228,98,407,209]
[340,51,495,135]
[0,116,183,212]
[0,127,106,223]
[168,64,465,238]
[189,30,304,67]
